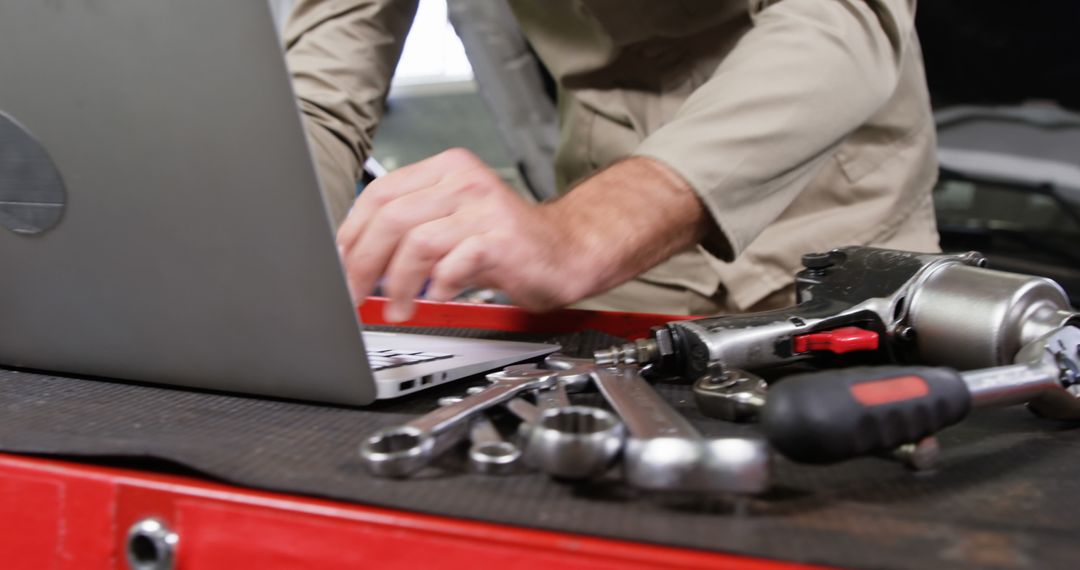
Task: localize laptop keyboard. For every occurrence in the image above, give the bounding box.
[366,348,454,371]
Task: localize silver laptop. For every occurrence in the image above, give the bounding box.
[0,0,557,405]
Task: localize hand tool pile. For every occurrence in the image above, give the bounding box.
[361,247,1080,496]
[360,354,770,493]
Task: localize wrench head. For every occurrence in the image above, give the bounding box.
[486,367,558,385]
[544,354,594,370]
[469,441,523,475]
[692,370,768,423]
[1024,326,1080,421]
[526,405,625,479]
[499,363,547,377]
[498,356,593,393]
[541,354,595,392]
[359,425,436,478]
[624,437,770,494]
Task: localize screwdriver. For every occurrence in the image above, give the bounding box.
[761,326,1080,464]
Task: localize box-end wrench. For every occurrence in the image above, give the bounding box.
[469,415,522,475]
[438,395,523,475]
[360,368,557,477]
[591,366,770,494]
[504,358,625,479]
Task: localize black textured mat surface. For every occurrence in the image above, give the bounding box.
[2,327,1079,569]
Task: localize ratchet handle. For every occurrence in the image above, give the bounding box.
[762,366,972,464]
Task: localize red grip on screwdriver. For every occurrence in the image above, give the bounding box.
[793,327,879,354]
[849,375,929,406]
[762,366,972,464]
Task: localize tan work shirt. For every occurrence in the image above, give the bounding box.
[284,0,940,314]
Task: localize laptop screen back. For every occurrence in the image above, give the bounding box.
[0,0,377,404]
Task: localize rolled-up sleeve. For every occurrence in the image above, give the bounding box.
[634,0,917,261]
[284,0,418,224]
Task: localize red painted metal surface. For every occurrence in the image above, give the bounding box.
[0,457,115,569]
[0,455,829,570]
[0,301,826,570]
[359,297,691,339]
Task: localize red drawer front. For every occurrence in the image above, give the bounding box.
[0,454,826,570]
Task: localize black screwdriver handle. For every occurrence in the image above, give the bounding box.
[762,366,972,464]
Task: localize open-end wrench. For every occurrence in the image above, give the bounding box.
[506,354,593,394]
[502,362,575,410]
[591,366,770,494]
[360,368,557,477]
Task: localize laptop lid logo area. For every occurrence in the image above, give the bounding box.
[0,111,67,235]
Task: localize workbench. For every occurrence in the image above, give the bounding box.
[1,300,1077,570]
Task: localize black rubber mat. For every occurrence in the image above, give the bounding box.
[1,327,1079,569]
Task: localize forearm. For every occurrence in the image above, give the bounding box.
[540,157,710,301]
[636,0,918,259]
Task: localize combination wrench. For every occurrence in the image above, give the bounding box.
[360,368,557,477]
[511,355,770,491]
[502,358,625,479]
[438,395,523,475]
[591,365,770,494]
[468,415,522,475]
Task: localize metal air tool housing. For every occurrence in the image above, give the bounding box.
[906,263,1080,369]
[597,246,1080,384]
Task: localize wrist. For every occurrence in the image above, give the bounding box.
[541,156,710,301]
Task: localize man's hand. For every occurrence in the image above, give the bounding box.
[336,149,591,321]
[336,148,711,322]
